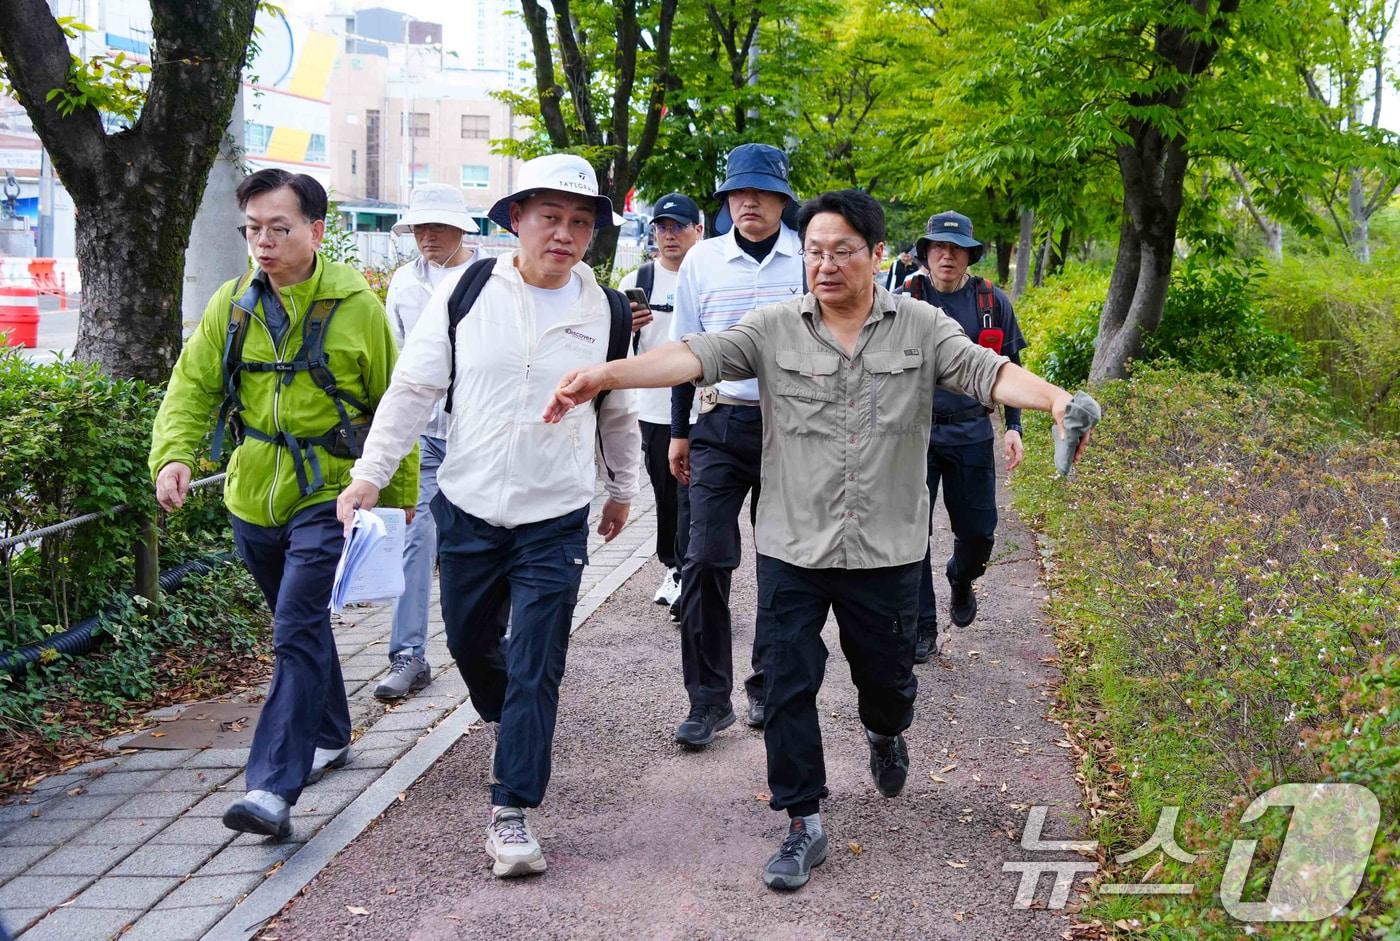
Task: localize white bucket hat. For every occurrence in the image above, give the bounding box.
[392,183,480,235]
[487,154,624,234]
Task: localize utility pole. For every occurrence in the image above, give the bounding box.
[38,149,54,256]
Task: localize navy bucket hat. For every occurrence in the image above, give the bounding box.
[713,143,799,234]
[915,210,985,265]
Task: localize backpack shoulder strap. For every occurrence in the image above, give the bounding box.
[211,275,256,461]
[444,257,498,414]
[593,287,635,481]
[636,261,655,299]
[972,275,1001,330]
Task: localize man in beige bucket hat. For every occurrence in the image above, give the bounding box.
[375,184,480,701]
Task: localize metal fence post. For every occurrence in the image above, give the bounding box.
[134,512,160,613]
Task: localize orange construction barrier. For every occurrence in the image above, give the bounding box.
[28,258,66,309]
[0,284,39,348]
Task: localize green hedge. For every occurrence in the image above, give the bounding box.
[1012,366,1399,937]
[0,350,160,644]
[1258,256,1400,435]
[0,350,232,648]
[1015,261,1300,388]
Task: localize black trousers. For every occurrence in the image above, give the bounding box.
[433,496,588,809]
[757,555,921,818]
[680,405,764,708]
[917,436,998,635]
[640,420,681,570]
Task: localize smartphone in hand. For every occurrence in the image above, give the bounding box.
[624,287,650,311]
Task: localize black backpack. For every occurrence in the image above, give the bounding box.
[441,256,633,477]
[212,274,372,497]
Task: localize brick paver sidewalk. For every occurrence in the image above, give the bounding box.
[0,488,659,941]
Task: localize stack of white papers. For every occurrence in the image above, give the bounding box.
[330,507,407,613]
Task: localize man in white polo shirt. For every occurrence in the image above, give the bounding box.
[375,184,479,701]
[668,144,805,747]
[338,154,640,879]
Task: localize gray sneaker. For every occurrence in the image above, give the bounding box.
[374,653,431,701]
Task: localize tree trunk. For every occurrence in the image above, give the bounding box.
[1012,208,1034,299]
[1033,234,1049,288]
[1349,167,1371,263]
[1087,1,1240,382]
[0,0,260,384]
[992,240,1010,285]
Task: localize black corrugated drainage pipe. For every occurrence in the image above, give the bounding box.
[0,553,236,677]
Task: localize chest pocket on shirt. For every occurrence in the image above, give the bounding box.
[773,350,842,437]
[863,348,925,436]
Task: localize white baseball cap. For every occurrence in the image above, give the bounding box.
[487,154,624,234]
[392,183,480,235]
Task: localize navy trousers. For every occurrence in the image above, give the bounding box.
[433,495,588,809]
[680,404,765,709]
[917,436,998,636]
[230,501,351,805]
[756,555,921,818]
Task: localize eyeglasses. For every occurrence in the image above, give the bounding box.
[237,224,298,242]
[798,246,870,268]
[649,220,694,235]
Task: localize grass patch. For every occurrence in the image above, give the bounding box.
[1013,364,1399,937]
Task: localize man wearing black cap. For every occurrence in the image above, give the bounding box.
[906,210,1028,661]
[619,193,705,611]
[667,144,805,747]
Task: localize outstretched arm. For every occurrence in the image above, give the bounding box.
[989,362,1092,464]
[544,341,704,422]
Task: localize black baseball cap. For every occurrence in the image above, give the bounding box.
[651,193,701,225]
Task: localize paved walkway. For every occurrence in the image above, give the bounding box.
[0,488,660,941]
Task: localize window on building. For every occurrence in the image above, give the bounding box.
[460,164,490,189]
[404,163,430,187]
[307,133,327,164]
[351,149,358,176]
[244,122,274,154]
[460,114,489,139]
[406,112,431,138]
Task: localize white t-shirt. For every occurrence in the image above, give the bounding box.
[618,262,682,425]
[525,274,583,339]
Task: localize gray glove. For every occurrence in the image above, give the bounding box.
[1054,391,1101,477]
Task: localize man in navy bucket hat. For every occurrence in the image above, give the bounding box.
[711,143,801,234]
[907,210,1028,663]
[667,143,805,747]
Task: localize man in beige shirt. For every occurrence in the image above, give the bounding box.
[543,189,1095,892]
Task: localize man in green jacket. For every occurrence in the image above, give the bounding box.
[149,169,417,838]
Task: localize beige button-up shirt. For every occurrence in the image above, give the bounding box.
[682,286,1008,570]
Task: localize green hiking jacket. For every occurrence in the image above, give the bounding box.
[149,255,418,527]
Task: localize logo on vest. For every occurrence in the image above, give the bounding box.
[565,328,596,344]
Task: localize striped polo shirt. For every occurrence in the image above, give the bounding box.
[669,224,805,402]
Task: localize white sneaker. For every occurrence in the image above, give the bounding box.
[653,567,682,606]
[485,806,546,878]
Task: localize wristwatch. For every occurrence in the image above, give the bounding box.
[1005,423,1022,434]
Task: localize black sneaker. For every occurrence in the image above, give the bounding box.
[762,818,828,890]
[745,690,765,728]
[866,729,910,797]
[948,577,977,627]
[674,704,736,747]
[913,624,938,664]
[669,598,681,624]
